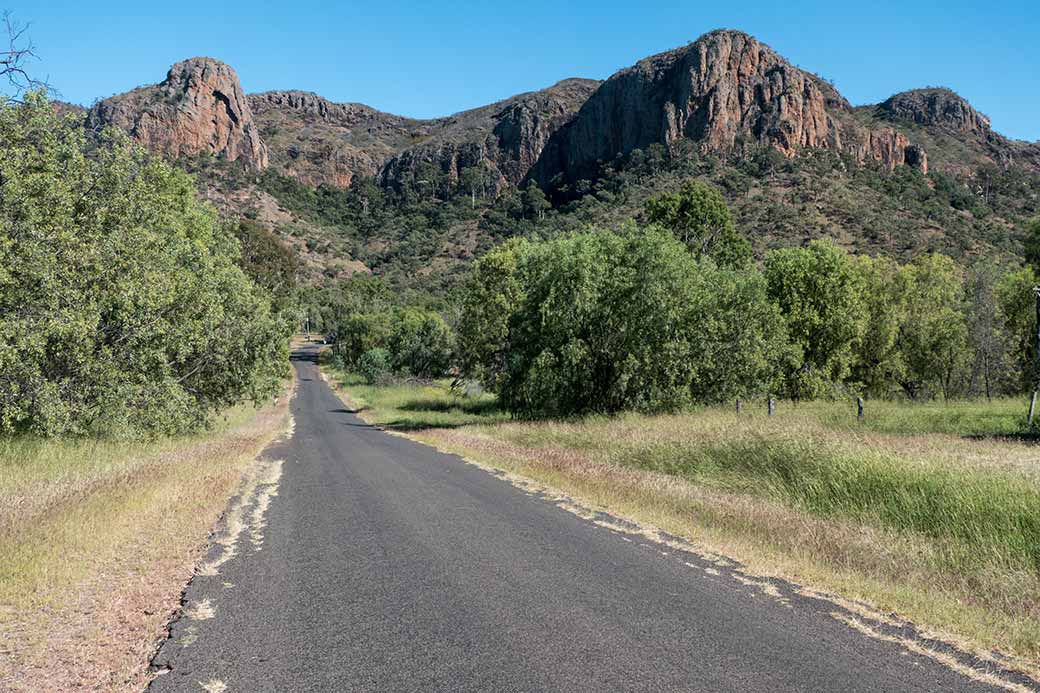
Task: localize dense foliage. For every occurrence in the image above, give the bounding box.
[0,95,290,436]
[245,129,1040,304]
[304,166,1040,418]
[327,302,454,382]
[645,180,752,268]
[458,227,787,417]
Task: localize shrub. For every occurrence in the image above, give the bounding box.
[387,308,454,378]
[358,348,392,385]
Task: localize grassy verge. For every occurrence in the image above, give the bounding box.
[326,368,1040,672]
[0,388,291,691]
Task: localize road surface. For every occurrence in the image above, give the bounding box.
[149,346,1034,691]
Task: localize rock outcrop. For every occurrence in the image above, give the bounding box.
[249,90,434,188]
[871,87,1040,174]
[81,35,1040,199]
[535,30,929,184]
[877,89,990,134]
[87,58,268,170]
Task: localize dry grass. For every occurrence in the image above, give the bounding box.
[327,372,1040,676]
[0,388,291,691]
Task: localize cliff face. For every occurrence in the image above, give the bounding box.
[247,80,598,191]
[376,78,600,194]
[535,30,928,184]
[870,87,1040,175]
[87,58,268,170]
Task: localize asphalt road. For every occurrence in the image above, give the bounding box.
[149,346,1035,692]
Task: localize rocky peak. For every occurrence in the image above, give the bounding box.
[877,88,990,133]
[535,30,928,183]
[87,57,268,170]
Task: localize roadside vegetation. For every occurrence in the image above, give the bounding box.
[319,180,1040,416]
[0,393,290,689]
[0,86,298,688]
[0,94,293,438]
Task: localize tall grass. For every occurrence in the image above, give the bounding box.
[780,397,1036,437]
[614,434,1040,574]
[0,404,258,538]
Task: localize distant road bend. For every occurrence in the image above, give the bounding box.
[149,345,1036,692]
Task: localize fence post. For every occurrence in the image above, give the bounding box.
[736,398,742,413]
[768,397,775,417]
[1031,287,1040,427]
[857,397,864,423]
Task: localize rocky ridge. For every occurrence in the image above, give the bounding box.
[376,78,600,195]
[84,32,1040,195]
[877,88,991,134]
[248,90,435,187]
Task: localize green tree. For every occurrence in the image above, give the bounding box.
[965,262,1014,399]
[333,312,394,368]
[231,219,299,313]
[851,255,905,397]
[457,239,528,389]
[1024,217,1040,276]
[997,265,1040,391]
[461,227,785,417]
[459,165,487,208]
[387,308,455,378]
[358,347,392,385]
[521,181,550,221]
[764,240,865,400]
[686,263,790,402]
[896,254,970,400]
[645,179,751,268]
[0,94,288,436]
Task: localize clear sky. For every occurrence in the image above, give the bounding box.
[9,0,1040,141]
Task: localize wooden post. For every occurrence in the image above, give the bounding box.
[736,398,742,413]
[768,397,775,417]
[1031,288,1040,427]
[857,397,864,423]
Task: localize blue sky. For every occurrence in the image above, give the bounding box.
[10,0,1040,141]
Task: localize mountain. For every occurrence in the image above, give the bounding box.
[533,30,927,185]
[79,31,1040,291]
[248,90,434,188]
[375,78,600,194]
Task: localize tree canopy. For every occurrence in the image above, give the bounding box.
[0,94,289,436]
[644,179,752,268]
[459,227,784,417]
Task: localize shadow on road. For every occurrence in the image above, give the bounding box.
[291,349,320,364]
